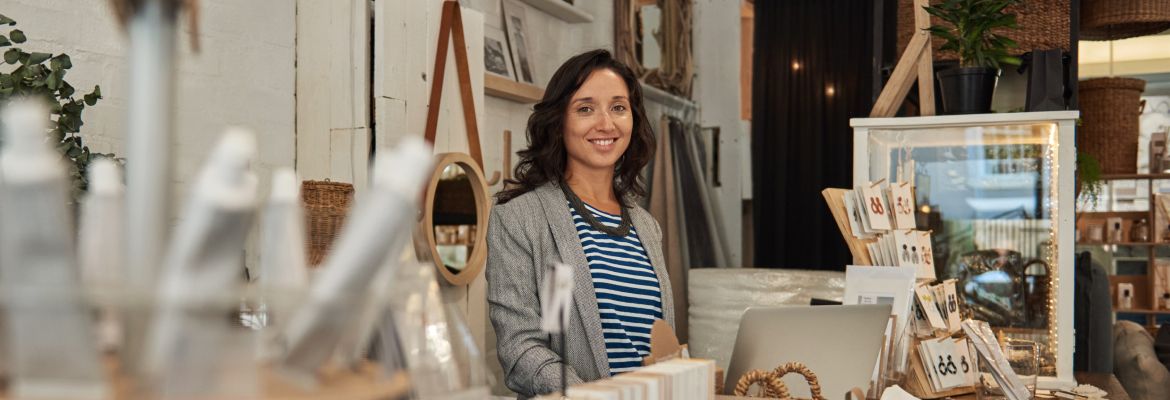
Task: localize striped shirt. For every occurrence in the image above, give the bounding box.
[568,201,663,375]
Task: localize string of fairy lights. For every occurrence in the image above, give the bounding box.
[1044,122,1060,375]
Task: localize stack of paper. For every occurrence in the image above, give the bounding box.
[543,358,716,400]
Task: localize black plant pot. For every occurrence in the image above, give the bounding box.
[937,67,999,115]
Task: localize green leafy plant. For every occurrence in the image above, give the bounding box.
[1077,151,1103,209]
[0,13,118,203]
[923,0,1023,69]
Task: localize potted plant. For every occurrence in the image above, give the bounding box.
[0,13,117,204]
[924,0,1022,115]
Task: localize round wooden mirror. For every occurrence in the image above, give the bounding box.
[418,152,490,286]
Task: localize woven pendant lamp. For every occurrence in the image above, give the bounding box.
[1081,0,1170,41]
[1078,77,1147,174]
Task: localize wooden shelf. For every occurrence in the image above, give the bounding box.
[1078,211,1149,218]
[1113,308,1170,315]
[1077,241,1170,246]
[518,0,593,23]
[1099,173,1170,181]
[484,74,544,103]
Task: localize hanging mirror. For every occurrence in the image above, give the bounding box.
[418,152,490,286]
[614,0,695,98]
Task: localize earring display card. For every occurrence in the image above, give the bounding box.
[913,302,934,338]
[890,184,916,230]
[919,338,972,391]
[914,285,947,331]
[940,280,961,333]
[861,185,893,231]
[916,232,936,280]
[894,231,916,267]
[954,338,976,387]
[844,193,869,239]
[855,188,876,235]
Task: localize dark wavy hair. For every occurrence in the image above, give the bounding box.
[495,49,655,205]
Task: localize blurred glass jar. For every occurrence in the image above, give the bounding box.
[1131,219,1150,243]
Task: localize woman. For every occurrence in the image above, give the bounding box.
[486,49,673,397]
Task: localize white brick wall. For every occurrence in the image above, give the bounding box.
[5,0,296,270]
[5,0,295,195]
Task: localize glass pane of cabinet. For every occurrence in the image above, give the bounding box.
[853,112,1076,386]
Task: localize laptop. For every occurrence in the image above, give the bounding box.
[723,304,892,398]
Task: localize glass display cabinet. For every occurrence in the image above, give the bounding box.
[851,111,1079,389]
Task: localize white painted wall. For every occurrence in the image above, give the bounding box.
[5,0,297,271]
[694,0,744,268]
[295,0,371,193]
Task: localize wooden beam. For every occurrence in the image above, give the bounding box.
[870,33,929,118]
[913,0,935,116]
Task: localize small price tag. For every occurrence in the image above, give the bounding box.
[540,263,574,333]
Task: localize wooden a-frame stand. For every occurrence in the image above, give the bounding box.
[424,1,503,184]
[870,0,936,117]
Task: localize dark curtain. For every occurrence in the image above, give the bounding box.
[751,0,878,270]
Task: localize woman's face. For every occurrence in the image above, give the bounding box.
[563,68,634,177]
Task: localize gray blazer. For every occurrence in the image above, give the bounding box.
[486,182,675,397]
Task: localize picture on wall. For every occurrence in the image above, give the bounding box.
[484,26,515,80]
[503,0,536,84]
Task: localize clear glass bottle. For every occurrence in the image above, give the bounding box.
[1131,218,1150,243]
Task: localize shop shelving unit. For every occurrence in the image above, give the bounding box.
[1076,173,1170,331]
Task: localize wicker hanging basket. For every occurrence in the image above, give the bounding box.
[1081,0,1170,41]
[897,0,1070,62]
[1078,77,1147,174]
[301,180,355,267]
[733,362,827,400]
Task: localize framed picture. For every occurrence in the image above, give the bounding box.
[502,0,536,85]
[484,26,515,80]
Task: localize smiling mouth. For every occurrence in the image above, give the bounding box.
[588,138,617,146]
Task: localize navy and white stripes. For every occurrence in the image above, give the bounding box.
[568,201,663,375]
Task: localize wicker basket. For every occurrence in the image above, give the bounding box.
[897,0,1070,62]
[1081,0,1170,41]
[1078,77,1147,174]
[733,362,826,400]
[302,180,355,267]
